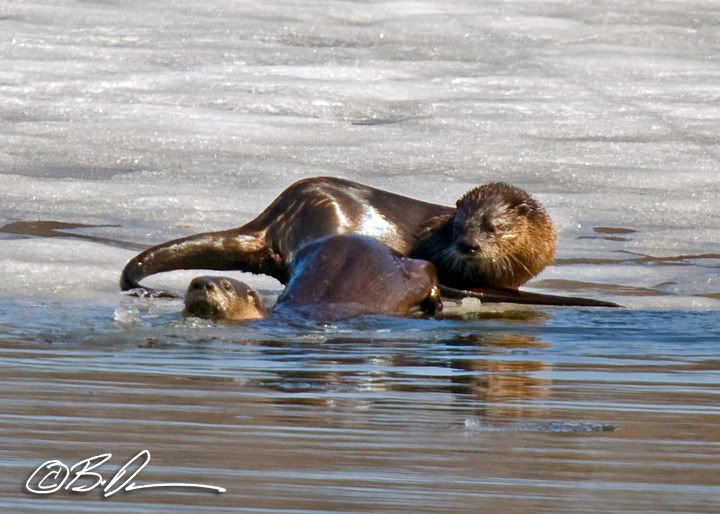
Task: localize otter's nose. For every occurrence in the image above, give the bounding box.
[457,238,481,254]
[191,278,216,291]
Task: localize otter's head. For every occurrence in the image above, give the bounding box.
[444,182,556,289]
[184,276,267,321]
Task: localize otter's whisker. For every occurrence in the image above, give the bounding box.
[508,252,533,279]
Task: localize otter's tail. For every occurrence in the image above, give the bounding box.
[440,285,621,308]
[120,229,275,297]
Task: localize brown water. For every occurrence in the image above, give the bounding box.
[2,300,719,513]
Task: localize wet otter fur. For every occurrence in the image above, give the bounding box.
[122,176,617,307]
[184,234,442,322]
[184,276,267,321]
[414,182,556,290]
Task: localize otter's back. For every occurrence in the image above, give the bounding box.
[276,234,436,320]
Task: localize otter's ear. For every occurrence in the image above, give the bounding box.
[516,203,530,215]
[248,290,265,308]
[248,290,269,315]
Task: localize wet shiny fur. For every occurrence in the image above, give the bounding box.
[122,177,617,307]
[185,235,442,321]
[184,276,267,320]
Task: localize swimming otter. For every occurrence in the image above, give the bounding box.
[184,234,442,321]
[184,275,267,321]
[122,177,617,307]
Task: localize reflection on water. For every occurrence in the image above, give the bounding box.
[1,300,719,513]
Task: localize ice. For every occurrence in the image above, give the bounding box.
[0,0,718,310]
[112,301,142,327]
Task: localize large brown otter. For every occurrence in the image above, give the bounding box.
[184,234,442,322]
[122,177,617,307]
[413,182,556,290]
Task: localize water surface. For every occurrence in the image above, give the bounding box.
[2,301,719,513]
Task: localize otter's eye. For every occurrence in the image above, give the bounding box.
[192,281,201,290]
[222,281,232,291]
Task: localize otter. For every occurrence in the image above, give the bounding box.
[413,182,556,290]
[184,234,442,322]
[122,177,617,307]
[184,275,267,321]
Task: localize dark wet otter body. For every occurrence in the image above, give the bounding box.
[184,235,442,322]
[123,177,617,307]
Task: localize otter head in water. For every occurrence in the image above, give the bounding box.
[184,276,267,321]
[416,182,556,290]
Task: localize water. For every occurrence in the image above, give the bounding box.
[1,0,719,512]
